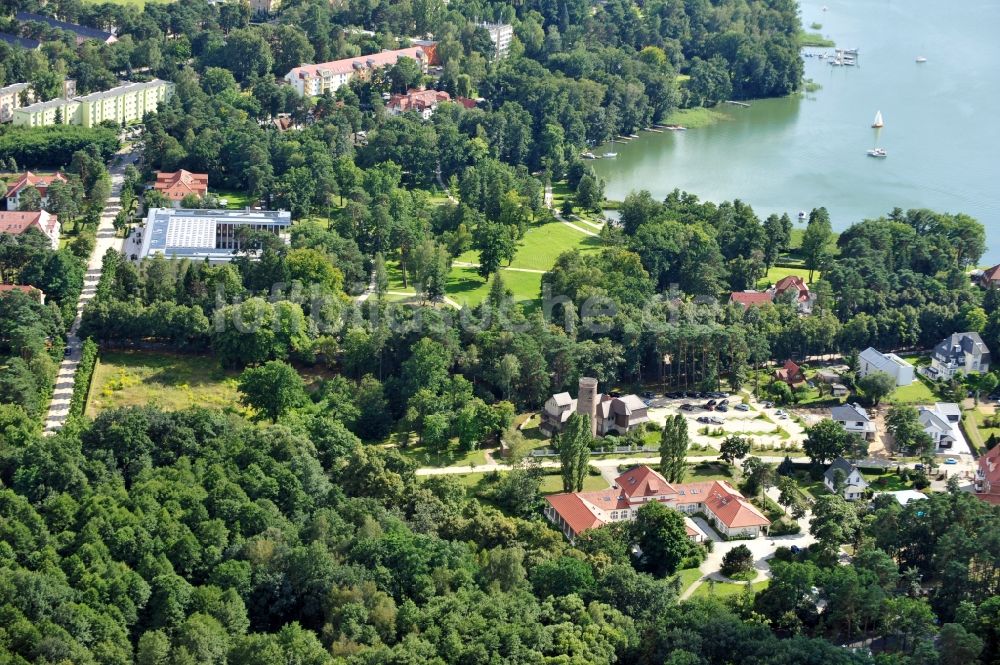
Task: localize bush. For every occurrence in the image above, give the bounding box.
[768,519,801,536]
[912,471,930,490]
[720,544,754,577]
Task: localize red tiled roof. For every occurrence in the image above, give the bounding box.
[455,96,478,109]
[289,45,434,80]
[701,481,771,528]
[545,493,604,536]
[0,284,43,298]
[388,88,450,113]
[0,210,57,236]
[983,264,1000,283]
[4,171,67,199]
[154,170,209,201]
[616,466,675,499]
[730,291,773,307]
[774,275,810,302]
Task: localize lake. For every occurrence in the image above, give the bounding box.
[592,0,1000,261]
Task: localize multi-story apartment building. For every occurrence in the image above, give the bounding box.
[284,45,436,97]
[0,82,33,123]
[480,22,513,58]
[12,79,173,128]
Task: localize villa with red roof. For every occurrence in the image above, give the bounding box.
[980,264,1000,289]
[975,445,1000,505]
[0,284,45,303]
[774,359,806,387]
[729,291,773,308]
[154,170,209,207]
[773,275,814,313]
[284,44,437,97]
[5,171,67,210]
[387,89,451,119]
[0,210,60,249]
[544,465,770,543]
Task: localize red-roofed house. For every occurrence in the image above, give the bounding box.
[0,210,60,249]
[772,275,814,313]
[0,283,45,303]
[387,89,451,119]
[543,465,769,542]
[975,445,1000,504]
[730,291,773,308]
[774,359,806,388]
[5,171,67,210]
[154,170,209,207]
[981,264,1000,289]
[284,44,438,96]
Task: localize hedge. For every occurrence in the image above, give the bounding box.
[68,338,99,420]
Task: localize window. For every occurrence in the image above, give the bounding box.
[610,511,618,520]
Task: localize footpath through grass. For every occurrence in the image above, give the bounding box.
[85,350,243,417]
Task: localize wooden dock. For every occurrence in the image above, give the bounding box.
[725,100,751,108]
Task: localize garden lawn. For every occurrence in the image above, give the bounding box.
[886,378,938,405]
[539,473,608,495]
[691,579,769,599]
[673,567,704,596]
[212,189,255,209]
[455,217,603,271]
[445,265,542,308]
[682,462,737,483]
[397,442,489,468]
[85,351,243,417]
[661,106,730,129]
[756,264,816,289]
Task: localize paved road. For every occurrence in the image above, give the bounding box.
[43,149,134,434]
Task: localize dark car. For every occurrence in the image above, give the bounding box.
[642,391,654,399]
[63,347,72,357]
[680,403,696,411]
[667,392,683,399]
[716,404,729,412]
[719,399,729,406]
[609,391,622,398]
[697,416,710,424]
[685,391,699,398]
[706,399,717,407]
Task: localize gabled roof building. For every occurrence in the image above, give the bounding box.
[284,44,437,97]
[858,347,914,386]
[4,171,67,209]
[154,170,209,207]
[544,465,770,542]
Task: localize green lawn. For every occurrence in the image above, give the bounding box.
[756,264,817,289]
[674,567,704,595]
[539,473,608,495]
[85,351,244,417]
[682,461,737,484]
[212,189,256,210]
[456,217,603,272]
[662,107,731,129]
[691,579,769,599]
[864,473,915,492]
[886,377,938,405]
[446,265,543,308]
[397,441,489,468]
[964,407,1000,453]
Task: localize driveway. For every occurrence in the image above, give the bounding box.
[42,148,134,434]
[679,486,816,600]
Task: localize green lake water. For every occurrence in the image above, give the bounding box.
[592,0,1000,260]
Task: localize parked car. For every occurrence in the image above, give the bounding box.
[667,392,683,399]
[716,405,729,412]
[680,403,696,411]
[63,347,72,357]
[642,391,654,399]
[719,399,729,406]
[709,416,724,425]
[706,400,717,407]
[914,464,925,471]
[697,416,711,424]
[762,401,774,408]
[945,458,958,465]
[775,409,786,416]
[734,403,750,411]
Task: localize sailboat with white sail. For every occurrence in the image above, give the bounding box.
[871,110,884,128]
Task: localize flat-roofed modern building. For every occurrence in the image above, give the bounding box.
[12,79,173,128]
[138,208,292,263]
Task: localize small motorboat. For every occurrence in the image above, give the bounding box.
[916,56,927,63]
[798,211,807,220]
[603,152,618,158]
[581,152,596,159]
[866,148,887,158]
